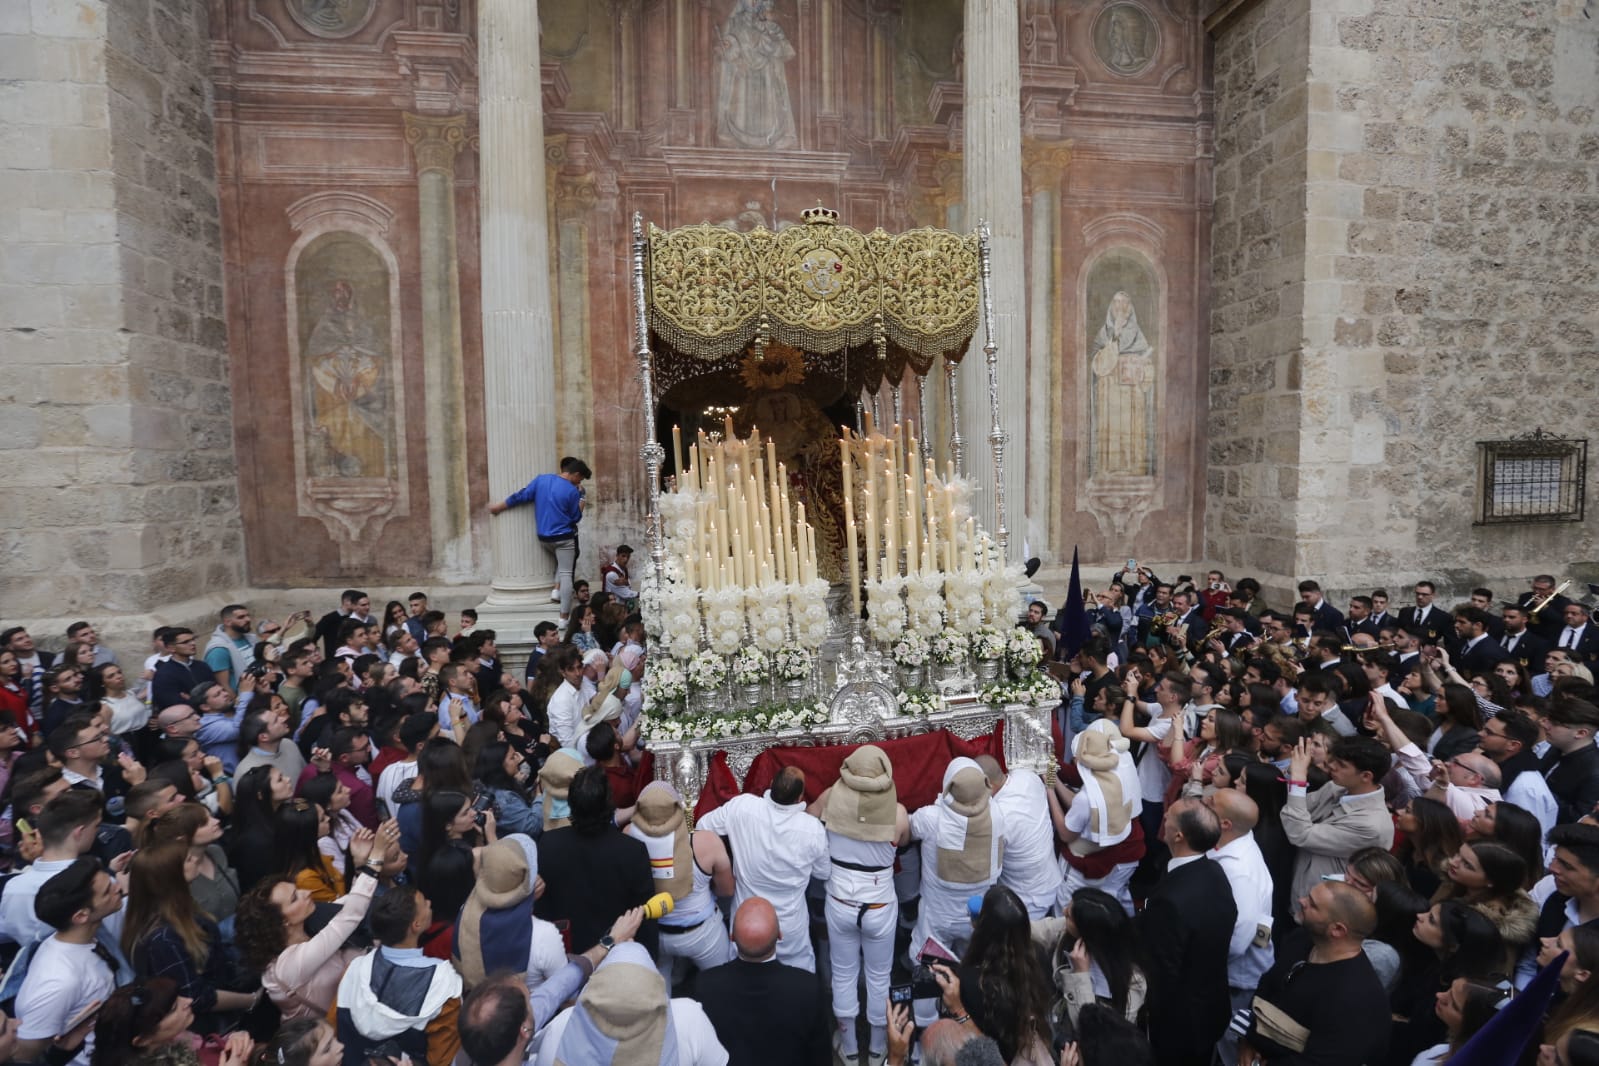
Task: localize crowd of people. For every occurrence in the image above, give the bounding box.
[3,551,1599,1066]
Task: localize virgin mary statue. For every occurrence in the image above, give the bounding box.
[1090,291,1155,477]
[714,0,798,150]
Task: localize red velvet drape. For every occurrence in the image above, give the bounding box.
[691,720,1007,819]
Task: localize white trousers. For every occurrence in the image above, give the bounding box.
[825,895,898,1028]
[1059,860,1139,916]
[655,914,732,986]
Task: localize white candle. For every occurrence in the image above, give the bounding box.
[844,498,860,614]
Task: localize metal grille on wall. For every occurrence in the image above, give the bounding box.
[1477,429,1588,525]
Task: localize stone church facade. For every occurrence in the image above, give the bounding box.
[2,0,1596,652]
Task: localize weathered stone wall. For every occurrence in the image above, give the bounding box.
[1209,0,1599,599]
[1208,0,1311,582]
[0,0,240,649]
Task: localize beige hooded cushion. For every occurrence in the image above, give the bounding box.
[823,744,899,843]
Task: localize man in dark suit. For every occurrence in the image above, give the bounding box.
[1519,574,1574,644]
[1454,606,1511,678]
[697,897,831,1066]
[1346,595,1382,640]
[1553,602,1599,666]
[1500,604,1552,678]
[1541,697,1599,826]
[1468,588,1506,639]
[1399,580,1450,645]
[1137,798,1237,1066]
[1297,580,1345,635]
[149,627,216,710]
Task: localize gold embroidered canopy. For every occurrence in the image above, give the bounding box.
[644,206,981,388]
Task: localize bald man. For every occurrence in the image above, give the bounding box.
[156,703,201,739]
[1206,790,1275,1066]
[1238,881,1390,1065]
[696,898,831,1066]
[1424,749,1503,826]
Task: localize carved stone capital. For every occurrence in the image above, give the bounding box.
[1021,140,1074,194]
[403,113,468,175]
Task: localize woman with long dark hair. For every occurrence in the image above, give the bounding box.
[1162,707,1247,805]
[1467,800,1544,888]
[1396,797,1465,900]
[88,976,255,1066]
[1437,841,1537,970]
[563,605,599,653]
[393,736,482,858]
[1237,761,1294,932]
[418,790,491,936]
[474,739,539,837]
[141,802,240,927]
[932,884,1054,1063]
[1410,977,1511,1066]
[1427,684,1484,762]
[123,843,261,1032]
[224,764,294,892]
[1388,900,1506,1065]
[274,798,375,904]
[1051,886,1146,1028]
[1538,925,1599,1051]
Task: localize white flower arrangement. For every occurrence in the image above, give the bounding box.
[749,584,790,653]
[1006,626,1043,671]
[646,657,687,702]
[890,635,928,669]
[774,644,812,681]
[944,570,985,631]
[905,572,945,633]
[970,626,1006,661]
[895,689,940,717]
[687,650,727,691]
[929,628,967,666]
[731,646,768,686]
[640,699,830,745]
[865,575,907,644]
[789,579,831,651]
[979,671,1063,708]
[702,586,746,657]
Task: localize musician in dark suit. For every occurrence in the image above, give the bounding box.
[1468,588,1505,639]
[1398,580,1450,645]
[696,898,831,1066]
[1499,603,1551,677]
[1368,589,1395,633]
[1137,798,1237,1066]
[1553,602,1599,666]
[1453,606,1511,678]
[1518,574,1574,643]
[1297,580,1345,635]
[1345,595,1382,640]
[1169,591,1206,654]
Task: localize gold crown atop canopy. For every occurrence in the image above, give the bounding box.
[801,202,839,225]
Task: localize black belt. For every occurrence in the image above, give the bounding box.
[832,857,893,874]
[659,915,711,934]
[830,896,892,929]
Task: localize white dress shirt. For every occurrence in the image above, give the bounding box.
[546,681,584,749]
[1210,833,1276,990]
[695,792,830,971]
[990,772,1062,920]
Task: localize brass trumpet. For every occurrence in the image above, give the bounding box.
[1343,640,1399,653]
[1529,580,1572,621]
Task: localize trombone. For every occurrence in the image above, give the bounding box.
[1529,580,1572,621]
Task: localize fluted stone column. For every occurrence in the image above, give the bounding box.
[404,114,473,580]
[962,0,1027,564]
[475,0,560,658]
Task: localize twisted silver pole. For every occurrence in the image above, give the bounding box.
[630,213,667,602]
[945,354,964,477]
[977,221,1008,559]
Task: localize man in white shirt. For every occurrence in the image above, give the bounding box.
[13,858,131,1066]
[1207,790,1275,1066]
[1478,710,1559,835]
[386,628,422,671]
[976,755,1060,919]
[1117,667,1188,849]
[546,647,586,750]
[694,767,830,973]
[0,790,105,947]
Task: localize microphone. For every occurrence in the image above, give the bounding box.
[643,892,675,921]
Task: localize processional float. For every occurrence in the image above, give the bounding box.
[628,206,1058,815]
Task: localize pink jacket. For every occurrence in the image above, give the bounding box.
[263,872,377,1019]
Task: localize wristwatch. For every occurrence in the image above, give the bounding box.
[598,934,616,951]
